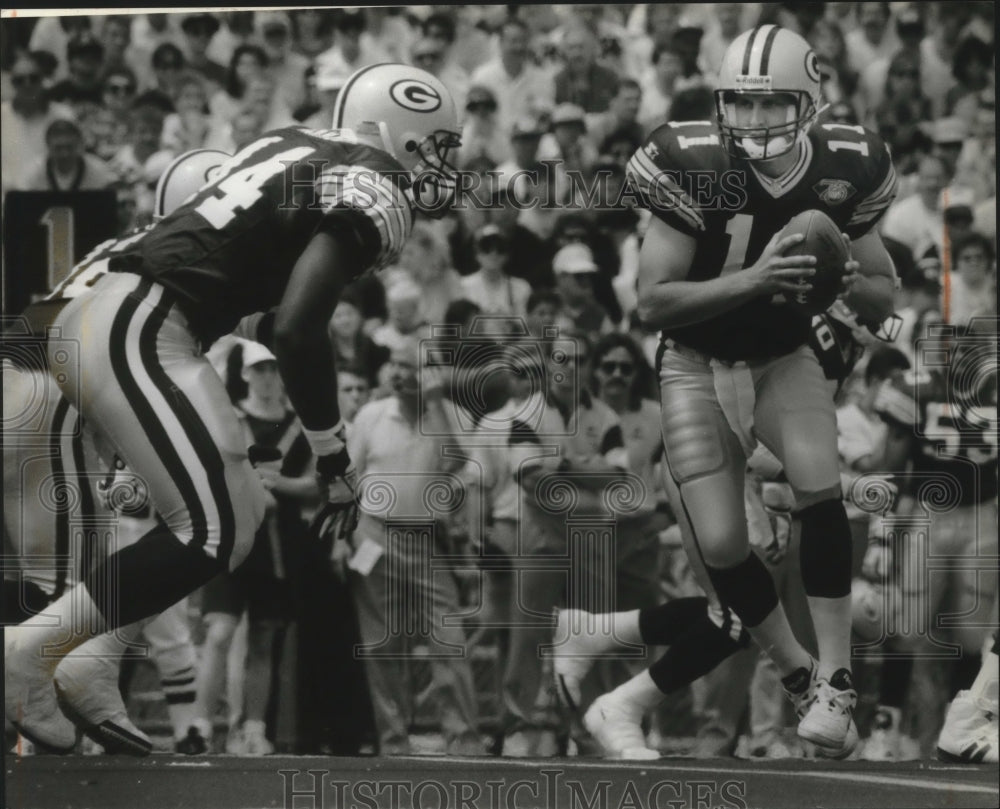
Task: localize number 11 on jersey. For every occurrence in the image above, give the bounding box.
[721,213,753,276]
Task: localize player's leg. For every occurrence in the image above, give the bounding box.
[6,275,266,748]
[140,599,199,749]
[3,367,106,750]
[658,348,812,676]
[754,346,857,753]
[185,573,243,754]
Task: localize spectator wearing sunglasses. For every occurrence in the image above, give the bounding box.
[100,66,138,114]
[590,331,666,624]
[2,52,75,197]
[143,42,187,110]
[457,85,510,168]
[460,225,532,322]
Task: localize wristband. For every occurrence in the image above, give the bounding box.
[303,421,346,456]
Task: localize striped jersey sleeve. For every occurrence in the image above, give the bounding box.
[626,142,706,237]
[315,165,414,271]
[845,141,898,238]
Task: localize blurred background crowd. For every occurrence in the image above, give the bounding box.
[1,3,996,761]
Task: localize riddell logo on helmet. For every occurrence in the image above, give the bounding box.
[389,79,442,113]
[735,75,772,91]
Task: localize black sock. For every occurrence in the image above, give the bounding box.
[799,498,852,598]
[84,523,223,628]
[705,552,779,628]
[648,610,749,694]
[879,657,913,709]
[638,597,711,645]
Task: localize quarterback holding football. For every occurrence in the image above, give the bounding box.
[615,24,899,758]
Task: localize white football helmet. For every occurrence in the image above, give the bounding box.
[715,25,823,161]
[332,63,461,215]
[153,149,229,220]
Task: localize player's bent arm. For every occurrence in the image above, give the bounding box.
[273,229,358,432]
[636,217,814,331]
[844,230,896,325]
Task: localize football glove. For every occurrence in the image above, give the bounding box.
[310,449,360,545]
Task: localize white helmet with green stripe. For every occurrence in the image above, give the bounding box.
[715,25,823,161]
[153,149,229,220]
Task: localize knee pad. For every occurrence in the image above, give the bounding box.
[705,551,779,628]
[799,498,852,598]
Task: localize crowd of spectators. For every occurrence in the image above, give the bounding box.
[2,3,995,758]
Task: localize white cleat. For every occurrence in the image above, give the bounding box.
[552,608,602,712]
[936,691,998,764]
[239,720,274,756]
[54,653,152,757]
[583,693,660,761]
[797,669,860,759]
[4,629,78,753]
[861,705,902,762]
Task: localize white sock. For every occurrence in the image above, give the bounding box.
[808,595,852,680]
[610,669,664,715]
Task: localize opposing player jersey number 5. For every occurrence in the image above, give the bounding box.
[923,402,998,465]
[195,137,315,229]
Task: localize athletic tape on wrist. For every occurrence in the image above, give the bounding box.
[303,421,345,456]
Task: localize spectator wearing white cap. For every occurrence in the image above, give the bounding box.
[470,16,556,137]
[553,243,614,334]
[461,225,532,321]
[537,102,597,177]
[257,11,310,115]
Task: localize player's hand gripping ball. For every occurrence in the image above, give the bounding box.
[779,209,851,315]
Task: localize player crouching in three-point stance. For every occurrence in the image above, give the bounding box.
[567,26,898,759]
[5,63,462,752]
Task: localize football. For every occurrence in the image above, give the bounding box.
[779,209,849,315]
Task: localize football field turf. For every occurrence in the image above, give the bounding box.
[6,753,998,809]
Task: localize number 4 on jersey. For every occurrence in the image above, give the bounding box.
[196,138,314,229]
